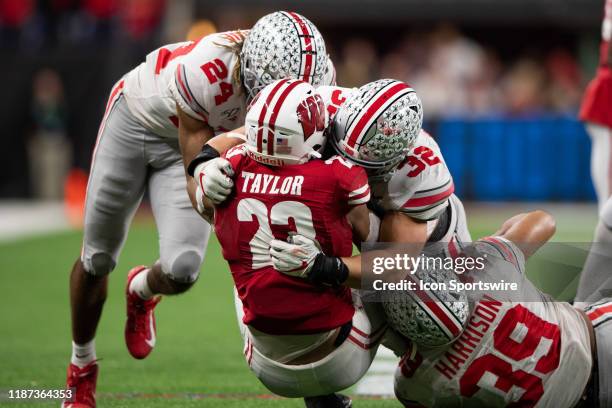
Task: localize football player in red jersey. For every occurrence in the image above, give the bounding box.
[575,0,612,313]
[64,11,335,408]
[201,78,390,406]
[198,79,470,351]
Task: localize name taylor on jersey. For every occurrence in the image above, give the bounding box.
[240,172,304,196]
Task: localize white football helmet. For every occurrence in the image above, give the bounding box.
[244,78,328,166]
[330,79,423,180]
[382,264,469,347]
[241,11,330,100]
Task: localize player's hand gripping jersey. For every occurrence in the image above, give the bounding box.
[394,237,593,408]
[214,145,371,335]
[122,31,248,138]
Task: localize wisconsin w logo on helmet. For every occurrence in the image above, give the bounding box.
[244,79,328,166]
[297,94,326,139]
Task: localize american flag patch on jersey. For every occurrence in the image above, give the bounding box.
[585,299,612,328]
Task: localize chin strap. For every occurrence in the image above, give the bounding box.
[308,150,322,159]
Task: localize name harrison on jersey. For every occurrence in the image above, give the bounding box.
[240,171,304,196]
[434,295,502,380]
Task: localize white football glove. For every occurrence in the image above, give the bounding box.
[269,234,322,278]
[194,157,234,205]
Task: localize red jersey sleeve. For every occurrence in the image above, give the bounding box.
[580,0,612,127]
[326,155,371,207]
[222,144,248,173]
[580,67,612,128]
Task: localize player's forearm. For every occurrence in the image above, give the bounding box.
[498,210,556,258]
[206,127,245,155]
[340,212,427,289]
[341,255,362,289]
[379,212,428,258]
[177,105,215,172]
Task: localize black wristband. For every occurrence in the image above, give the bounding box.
[307,253,349,288]
[187,144,221,177]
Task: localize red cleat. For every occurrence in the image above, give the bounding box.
[125,266,161,359]
[62,361,98,408]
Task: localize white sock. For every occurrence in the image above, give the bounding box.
[71,340,96,368]
[129,268,154,300]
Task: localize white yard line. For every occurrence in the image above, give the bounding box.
[355,346,398,396]
[0,201,70,243]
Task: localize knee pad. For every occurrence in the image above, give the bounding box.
[164,250,202,284]
[601,197,612,229]
[83,253,116,276]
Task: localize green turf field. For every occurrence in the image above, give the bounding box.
[0,204,599,407]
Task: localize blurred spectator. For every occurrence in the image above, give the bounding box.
[337,38,379,88]
[28,69,71,200]
[546,48,582,113]
[501,58,547,115]
[0,0,34,27]
[333,25,583,118]
[120,0,165,40]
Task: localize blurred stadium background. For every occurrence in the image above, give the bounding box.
[0,0,604,406]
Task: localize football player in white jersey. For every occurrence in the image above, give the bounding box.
[320,79,470,252]
[273,198,610,407]
[390,210,612,408]
[63,11,334,407]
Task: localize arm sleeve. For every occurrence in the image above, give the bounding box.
[399,180,454,221]
[170,62,210,122]
[333,158,371,207]
[390,131,455,221]
[476,236,526,275]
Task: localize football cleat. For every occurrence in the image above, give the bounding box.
[304,393,352,408]
[62,361,98,408]
[125,266,161,359]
